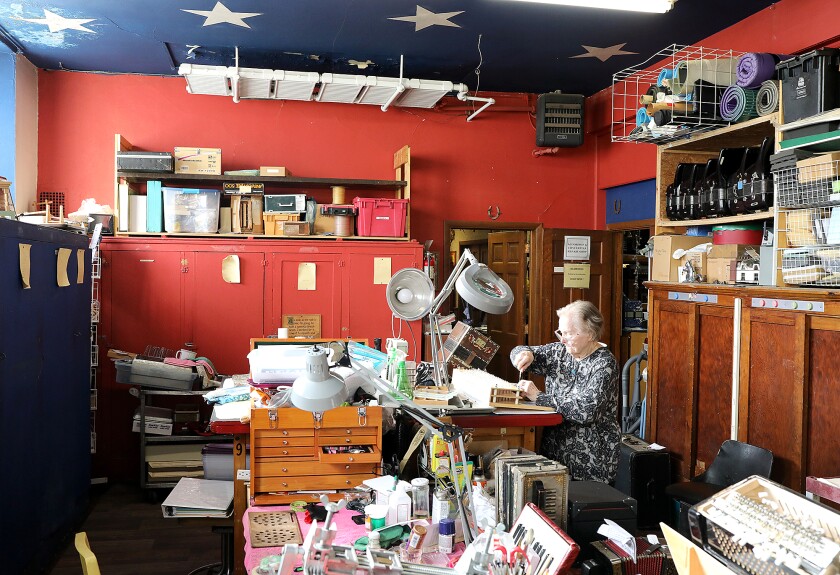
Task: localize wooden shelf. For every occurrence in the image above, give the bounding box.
[657,208,774,228]
[659,114,778,153]
[117,170,407,190]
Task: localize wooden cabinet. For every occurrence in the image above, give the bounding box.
[647,282,840,492]
[250,406,382,504]
[98,236,422,480]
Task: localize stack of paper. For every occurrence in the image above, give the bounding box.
[146,444,204,483]
[161,477,234,518]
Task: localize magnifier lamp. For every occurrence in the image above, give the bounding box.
[291,346,347,412]
[385,248,513,387]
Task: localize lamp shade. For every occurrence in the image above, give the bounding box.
[385,268,435,321]
[291,347,346,412]
[456,263,514,315]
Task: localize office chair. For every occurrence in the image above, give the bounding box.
[75,532,102,575]
[665,439,773,536]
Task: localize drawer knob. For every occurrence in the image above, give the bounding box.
[282,430,289,436]
[282,468,288,472]
[283,440,289,445]
[345,438,351,443]
[346,480,351,485]
[348,457,355,462]
[282,482,288,487]
[282,450,289,455]
[346,429,351,434]
[345,465,350,470]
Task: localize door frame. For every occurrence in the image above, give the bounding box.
[442,220,544,344]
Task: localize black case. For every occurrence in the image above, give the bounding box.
[614,435,671,529]
[116,151,174,173]
[567,481,637,560]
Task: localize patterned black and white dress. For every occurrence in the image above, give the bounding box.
[510,342,620,483]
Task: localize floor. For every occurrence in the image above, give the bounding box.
[46,482,225,575]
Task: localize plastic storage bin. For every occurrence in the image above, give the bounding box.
[777,50,840,123]
[202,443,250,481]
[162,187,220,233]
[354,197,408,237]
[115,358,200,391]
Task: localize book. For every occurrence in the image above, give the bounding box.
[161,477,233,518]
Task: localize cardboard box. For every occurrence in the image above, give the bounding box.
[259,166,290,177]
[797,152,840,183]
[282,221,311,236]
[679,251,707,281]
[262,212,301,236]
[174,147,222,175]
[708,244,760,259]
[651,235,710,282]
[706,258,737,284]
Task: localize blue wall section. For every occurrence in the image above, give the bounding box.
[605,179,656,225]
[0,44,14,201]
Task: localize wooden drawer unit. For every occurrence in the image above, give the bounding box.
[251,405,383,503]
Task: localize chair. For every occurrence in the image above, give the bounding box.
[75,532,102,575]
[665,439,773,536]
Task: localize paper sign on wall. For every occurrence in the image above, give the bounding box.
[298,262,316,291]
[221,255,241,284]
[373,257,392,285]
[564,236,591,261]
[282,314,322,338]
[563,263,591,288]
[57,248,71,287]
[76,249,85,284]
[19,243,31,289]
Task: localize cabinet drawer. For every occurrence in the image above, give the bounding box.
[253,460,379,477]
[256,473,376,492]
[318,426,379,439]
[319,445,381,464]
[317,435,376,447]
[257,436,313,448]
[256,446,315,458]
[254,428,312,439]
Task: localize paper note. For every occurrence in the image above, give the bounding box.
[563,235,591,260]
[374,257,392,285]
[598,518,636,562]
[76,249,85,284]
[221,255,241,284]
[563,263,591,288]
[298,262,316,290]
[57,248,71,287]
[19,243,31,288]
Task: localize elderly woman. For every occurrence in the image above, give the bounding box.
[510,300,620,483]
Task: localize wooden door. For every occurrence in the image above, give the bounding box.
[806,316,840,492]
[536,229,616,351]
[486,231,528,382]
[188,250,265,375]
[269,251,342,339]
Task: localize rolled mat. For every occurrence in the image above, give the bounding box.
[756,80,779,116]
[736,53,793,88]
[720,85,758,122]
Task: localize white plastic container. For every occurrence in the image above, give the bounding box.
[247,345,313,384]
[387,482,411,525]
[162,187,220,233]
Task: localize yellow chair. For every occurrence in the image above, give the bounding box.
[74,532,101,575]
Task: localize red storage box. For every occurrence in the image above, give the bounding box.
[354,197,408,237]
[712,225,763,245]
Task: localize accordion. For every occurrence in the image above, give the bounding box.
[494,453,569,530]
[587,538,677,575]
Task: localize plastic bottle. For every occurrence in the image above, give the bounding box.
[438,518,455,554]
[368,530,381,550]
[387,482,412,525]
[396,360,413,399]
[411,477,430,519]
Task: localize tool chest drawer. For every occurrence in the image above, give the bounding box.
[257,436,314,448]
[256,446,315,458]
[319,445,382,464]
[253,460,377,477]
[257,473,378,492]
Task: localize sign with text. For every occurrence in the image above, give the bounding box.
[282,314,322,338]
[563,236,591,261]
[563,263,591,288]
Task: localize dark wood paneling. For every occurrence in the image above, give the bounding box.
[652,299,695,481]
[744,310,803,489]
[807,319,840,480]
[696,307,734,470]
[487,231,528,382]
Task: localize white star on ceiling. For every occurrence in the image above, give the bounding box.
[389,5,464,32]
[182,1,262,28]
[571,43,637,62]
[18,9,95,33]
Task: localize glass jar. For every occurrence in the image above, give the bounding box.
[411,477,430,519]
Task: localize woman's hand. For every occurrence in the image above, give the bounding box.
[517,380,539,402]
[513,350,534,372]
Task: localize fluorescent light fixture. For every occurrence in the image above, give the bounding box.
[236,67,274,99]
[357,77,408,106]
[178,63,231,96]
[396,79,456,109]
[317,73,368,103]
[502,0,675,13]
[270,70,320,101]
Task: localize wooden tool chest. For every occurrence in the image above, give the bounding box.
[250,405,383,504]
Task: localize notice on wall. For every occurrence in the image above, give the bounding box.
[298,262,316,291]
[563,236,591,261]
[282,314,322,338]
[373,257,392,285]
[77,249,86,284]
[221,255,241,284]
[563,263,591,288]
[57,248,71,287]
[19,243,31,289]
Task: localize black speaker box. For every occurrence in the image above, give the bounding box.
[536,93,585,148]
[614,435,671,529]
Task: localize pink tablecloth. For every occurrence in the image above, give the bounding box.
[244,505,464,573]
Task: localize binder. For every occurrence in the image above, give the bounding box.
[161,477,234,518]
[146,180,164,233]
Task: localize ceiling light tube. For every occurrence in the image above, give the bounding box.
[500,0,675,13]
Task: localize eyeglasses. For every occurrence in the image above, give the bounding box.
[555,329,579,340]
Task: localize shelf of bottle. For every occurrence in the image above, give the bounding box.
[657,208,774,228]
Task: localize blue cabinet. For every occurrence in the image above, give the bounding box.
[606,179,656,225]
[0,219,91,574]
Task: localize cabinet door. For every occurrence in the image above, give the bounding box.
[806,316,840,486]
[343,248,421,355]
[269,251,342,338]
[739,308,805,490]
[188,250,265,375]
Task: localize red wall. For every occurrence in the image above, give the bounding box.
[37,72,596,251]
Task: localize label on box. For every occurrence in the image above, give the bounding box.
[174,147,221,175]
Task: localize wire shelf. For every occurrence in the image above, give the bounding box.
[774,161,840,208]
[612,45,744,144]
[783,207,840,246]
[779,246,840,286]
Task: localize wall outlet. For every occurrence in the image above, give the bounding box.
[236,469,250,481]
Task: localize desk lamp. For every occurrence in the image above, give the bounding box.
[385,248,513,387]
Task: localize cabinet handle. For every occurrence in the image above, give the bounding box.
[613,199,621,214]
[345,438,351,443]
[282,450,289,455]
[345,465,350,470]
[345,480,351,485]
[282,430,288,436]
[283,440,289,445]
[282,468,288,472]
[346,429,351,434]
[348,457,354,462]
[282,482,288,487]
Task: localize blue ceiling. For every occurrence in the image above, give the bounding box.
[0,0,777,95]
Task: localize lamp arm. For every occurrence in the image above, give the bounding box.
[430,248,478,315]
